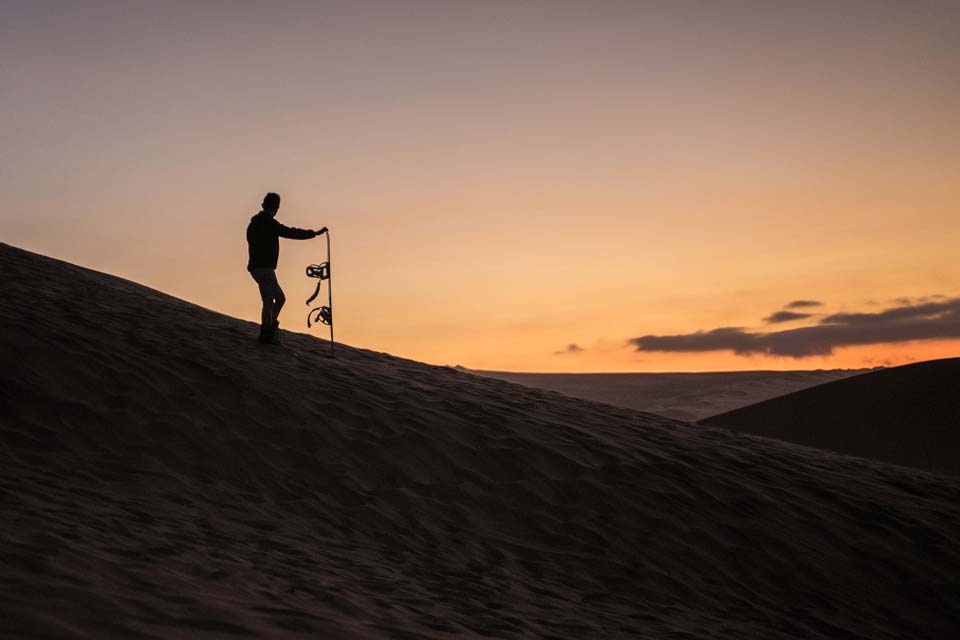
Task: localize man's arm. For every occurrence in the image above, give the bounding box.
[275,221,317,240]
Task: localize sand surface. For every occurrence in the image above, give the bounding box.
[463,368,867,421]
[2,243,959,639]
[701,359,960,476]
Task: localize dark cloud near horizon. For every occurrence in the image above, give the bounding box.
[764,310,812,324]
[784,300,823,309]
[554,343,584,355]
[631,297,960,358]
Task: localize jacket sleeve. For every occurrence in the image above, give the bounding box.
[276,221,317,240]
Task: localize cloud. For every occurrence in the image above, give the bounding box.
[630,297,960,358]
[862,354,916,368]
[554,343,584,355]
[784,300,823,309]
[764,310,812,324]
[631,327,762,355]
[892,294,946,306]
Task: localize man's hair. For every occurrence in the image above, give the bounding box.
[263,192,281,209]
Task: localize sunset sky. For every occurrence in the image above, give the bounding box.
[3,1,959,372]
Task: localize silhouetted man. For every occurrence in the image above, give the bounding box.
[247,192,326,344]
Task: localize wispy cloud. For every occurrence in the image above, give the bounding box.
[554,343,584,355]
[784,300,823,309]
[630,297,960,358]
[764,310,812,324]
[892,294,946,306]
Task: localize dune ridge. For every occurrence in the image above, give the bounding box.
[2,242,959,639]
[701,359,960,476]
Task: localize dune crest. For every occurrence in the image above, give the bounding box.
[2,243,959,639]
[702,359,960,476]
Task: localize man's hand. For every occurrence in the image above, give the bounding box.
[316,227,328,235]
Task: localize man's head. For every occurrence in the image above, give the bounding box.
[262,192,281,216]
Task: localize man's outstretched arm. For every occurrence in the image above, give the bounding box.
[276,221,318,240]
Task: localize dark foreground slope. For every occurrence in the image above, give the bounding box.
[1,243,959,640]
[464,368,866,421]
[702,360,960,476]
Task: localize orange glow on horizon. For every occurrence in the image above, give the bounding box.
[3,3,959,372]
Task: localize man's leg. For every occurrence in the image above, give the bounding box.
[272,286,286,324]
[259,271,285,344]
[251,269,279,343]
[261,298,274,328]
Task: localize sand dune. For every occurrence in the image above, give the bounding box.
[463,368,867,421]
[2,242,959,639]
[701,359,960,476]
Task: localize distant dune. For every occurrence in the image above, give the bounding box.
[2,242,959,639]
[463,368,867,421]
[701,359,960,476]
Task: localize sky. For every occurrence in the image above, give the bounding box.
[3,0,959,372]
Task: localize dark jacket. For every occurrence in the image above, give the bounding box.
[246,211,316,270]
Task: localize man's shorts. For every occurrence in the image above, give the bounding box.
[249,268,284,302]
